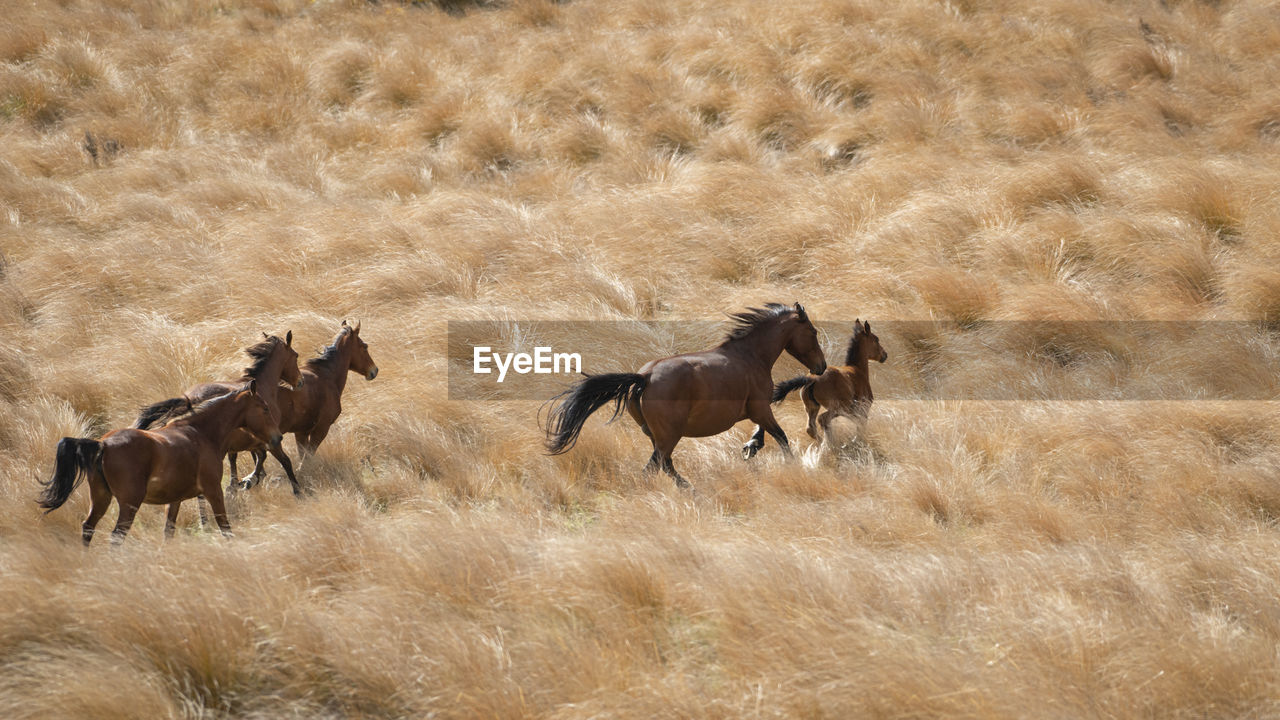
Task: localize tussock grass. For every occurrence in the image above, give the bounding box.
[3,0,1280,716]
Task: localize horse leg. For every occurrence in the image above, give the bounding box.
[109,498,142,544]
[199,474,234,539]
[746,403,792,458]
[643,448,660,473]
[226,452,240,494]
[196,495,210,529]
[817,410,836,449]
[803,388,821,439]
[649,429,689,489]
[660,454,689,489]
[267,443,304,496]
[164,501,182,540]
[81,472,113,547]
[742,426,766,460]
[626,397,652,438]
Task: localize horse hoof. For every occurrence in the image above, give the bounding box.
[742,444,758,460]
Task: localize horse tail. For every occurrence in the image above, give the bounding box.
[133,396,190,429]
[544,373,648,455]
[37,437,102,512]
[772,375,816,404]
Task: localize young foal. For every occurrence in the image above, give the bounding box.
[545,303,827,487]
[754,319,887,452]
[134,332,302,494]
[39,381,283,544]
[238,320,379,490]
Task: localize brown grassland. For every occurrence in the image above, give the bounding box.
[4,0,1280,716]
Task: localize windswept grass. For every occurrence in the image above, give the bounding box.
[3,0,1280,716]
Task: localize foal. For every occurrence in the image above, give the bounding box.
[750,319,887,453]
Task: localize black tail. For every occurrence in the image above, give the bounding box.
[544,373,648,455]
[133,396,190,430]
[772,375,816,404]
[37,437,102,512]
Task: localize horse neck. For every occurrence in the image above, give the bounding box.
[846,339,871,373]
[178,395,246,449]
[307,343,353,396]
[246,353,287,404]
[723,320,792,367]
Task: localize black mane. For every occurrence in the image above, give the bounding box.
[723,304,796,342]
[306,326,351,372]
[844,325,864,366]
[242,336,283,381]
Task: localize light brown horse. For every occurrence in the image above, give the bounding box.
[545,303,827,487]
[239,320,379,490]
[763,319,887,450]
[134,332,302,494]
[38,380,283,544]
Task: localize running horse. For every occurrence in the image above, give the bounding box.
[237,320,379,490]
[544,303,827,487]
[134,332,303,494]
[760,319,887,450]
[38,380,283,544]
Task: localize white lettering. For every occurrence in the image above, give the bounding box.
[473,346,583,382]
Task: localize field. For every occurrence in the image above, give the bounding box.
[4,0,1280,716]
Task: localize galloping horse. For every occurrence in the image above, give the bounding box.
[761,319,887,450]
[38,380,283,544]
[134,332,303,495]
[238,320,379,490]
[545,303,827,487]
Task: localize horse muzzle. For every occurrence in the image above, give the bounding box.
[366,367,379,381]
[879,351,888,363]
[270,433,284,448]
[812,361,828,376]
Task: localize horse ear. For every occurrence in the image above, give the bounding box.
[353,320,361,334]
[342,319,350,329]
[247,378,258,394]
[262,332,269,340]
[793,302,807,322]
[864,320,871,333]
[286,330,293,346]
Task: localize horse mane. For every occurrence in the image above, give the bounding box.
[167,388,240,425]
[724,304,796,342]
[241,336,283,381]
[305,326,351,372]
[844,325,864,366]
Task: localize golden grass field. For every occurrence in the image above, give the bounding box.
[4,0,1280,716]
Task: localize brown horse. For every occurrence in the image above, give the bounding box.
[239,320,379,490]
[763,319,887,450]
[545,303,827,487]
[134,332,303,495]
[38,380,283,544]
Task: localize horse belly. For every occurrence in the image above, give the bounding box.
[679,400,746,437]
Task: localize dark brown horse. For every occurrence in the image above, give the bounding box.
[38,380,283,544]
[134,332,303,495]
[545,303,827,487]
[239,320,379,490]
[764,319,887,449]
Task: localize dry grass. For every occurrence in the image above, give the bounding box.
[4,0,1280,716]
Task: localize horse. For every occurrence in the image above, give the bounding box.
[238,320,379,490]
[544,303,827,487]
[760,319,887,451]
[37,380,283,545]
[134,332,303,495]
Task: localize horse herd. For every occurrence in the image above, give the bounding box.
[38,304,885,544]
